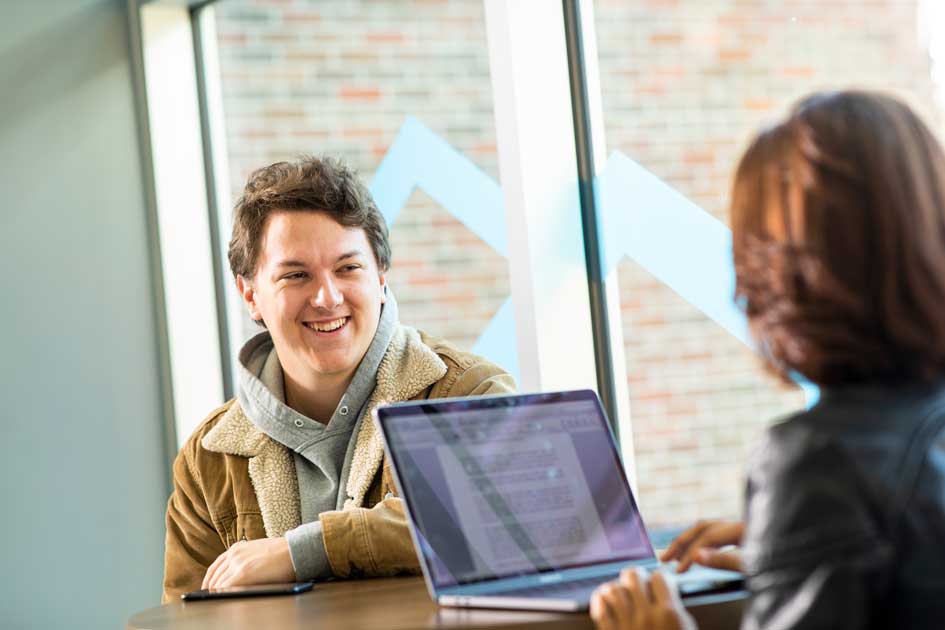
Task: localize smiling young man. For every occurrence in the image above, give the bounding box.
[161,157,515,602]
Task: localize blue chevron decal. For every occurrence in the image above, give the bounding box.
[369,117,817,405]
[369,116,507,256]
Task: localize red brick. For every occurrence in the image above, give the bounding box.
[682,151,715,166]
[744,98,775,111]
[649,33,684,45]
[366,32,406,44]
[339,87,382,101]
[719,48,751,62]
[284,12,322,23]
[342,128,386,139]
[783,66,815,78]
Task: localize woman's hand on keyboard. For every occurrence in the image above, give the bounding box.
[590,569,696,630]
[659,520,745,573]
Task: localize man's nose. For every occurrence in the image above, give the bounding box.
[311,276,343,309]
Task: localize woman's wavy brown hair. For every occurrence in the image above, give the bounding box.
[731,91,945,386]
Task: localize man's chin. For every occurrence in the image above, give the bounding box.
[304,357,356,379]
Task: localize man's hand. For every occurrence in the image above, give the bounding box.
[590,569,697,630]
[659,520,745,573]
[202,537,296,589]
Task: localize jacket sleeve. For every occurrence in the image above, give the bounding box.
[440,357,517,398]
[318,496,419,578]
[162,445,226,603]
[740,426,893,630]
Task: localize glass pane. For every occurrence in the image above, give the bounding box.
[210,0,517,379]
[595,0,945,528]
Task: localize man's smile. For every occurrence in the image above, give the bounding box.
[303,316,350,334]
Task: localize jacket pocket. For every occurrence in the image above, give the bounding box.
[381,459,397,498]
[216,511,267,548]
[236,511,266,542]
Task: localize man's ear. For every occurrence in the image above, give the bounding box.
[236,275,263,322]
[379,272,387,304]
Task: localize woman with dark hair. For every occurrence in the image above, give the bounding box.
[591,90,945,630]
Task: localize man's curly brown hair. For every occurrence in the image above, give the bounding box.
[227,156,391,280]
[731,91,945,386]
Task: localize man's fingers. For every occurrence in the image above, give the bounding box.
[206,558,229,589]
[697,549,744,572]
[211,555,246,589]
[202,548,230,590]
[660,521,711,562]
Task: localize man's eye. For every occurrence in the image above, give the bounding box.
[341,265,361,272]
[284,272,307,280]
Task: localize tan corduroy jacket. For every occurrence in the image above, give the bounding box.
[162,326,515,602]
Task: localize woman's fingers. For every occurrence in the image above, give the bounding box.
[649,571,683,608]
[662,520,746,570]
[660,521,712,562]
[608,581,636,629]
[697,548,744,572]
[590,589,617,630]
[621,568,651,609]
[676,521,745,573]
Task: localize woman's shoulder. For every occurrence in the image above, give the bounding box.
[760,383,945,476]
[745,384,945,551]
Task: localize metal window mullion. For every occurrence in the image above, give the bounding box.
[561,0,619,441]
[191,3,234,400]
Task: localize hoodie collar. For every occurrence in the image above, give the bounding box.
[235,291,399,445]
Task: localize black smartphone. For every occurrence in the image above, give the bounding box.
[181,582,314,601]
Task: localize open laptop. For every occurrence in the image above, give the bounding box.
[374,389,744,612]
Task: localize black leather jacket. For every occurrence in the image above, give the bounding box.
[741,381,945,629]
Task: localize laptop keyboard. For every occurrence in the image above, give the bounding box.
[499,575,617,600]
[489,566,744,601]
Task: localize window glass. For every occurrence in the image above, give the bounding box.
[595,0,945,528]
[212,0,516,376]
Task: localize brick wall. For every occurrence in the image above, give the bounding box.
[213,0,942,527]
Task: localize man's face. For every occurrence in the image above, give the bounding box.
[238,211,386,390]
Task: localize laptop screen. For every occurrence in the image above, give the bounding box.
[377,390,654,588]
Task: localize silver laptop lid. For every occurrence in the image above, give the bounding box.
[375,389,656,594]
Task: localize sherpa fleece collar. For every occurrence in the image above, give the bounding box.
[201,325,447,537]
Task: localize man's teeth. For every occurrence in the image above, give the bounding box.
[307,317,347,332]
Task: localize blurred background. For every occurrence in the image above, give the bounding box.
[2,0,943,628]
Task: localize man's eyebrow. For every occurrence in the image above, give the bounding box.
[334,250,365,263]
[272,252,364,268]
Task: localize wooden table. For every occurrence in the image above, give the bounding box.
[127,576,746,630]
